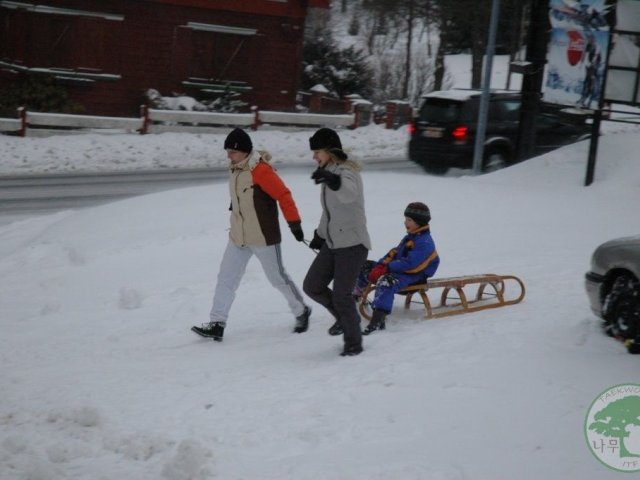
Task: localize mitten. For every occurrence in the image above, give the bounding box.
[368,264,388,283]
[311,168,341,191]
[289,221,304,242]
[309,230,326,250]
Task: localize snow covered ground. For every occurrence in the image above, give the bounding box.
[2,120,640,479]
[0,123,409,175]
[2,52,640,479]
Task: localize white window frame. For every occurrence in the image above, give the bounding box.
[0,1,124,21]
[186,22,257,36]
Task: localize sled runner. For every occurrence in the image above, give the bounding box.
[358,273,526,321]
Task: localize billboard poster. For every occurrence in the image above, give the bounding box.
[544,0,611,109]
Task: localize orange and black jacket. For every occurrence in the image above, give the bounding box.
[228,150,300,246]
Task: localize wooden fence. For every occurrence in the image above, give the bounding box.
[0,105,366,137]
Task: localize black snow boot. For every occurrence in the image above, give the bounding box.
[328,321,344,336]
[293,306,312,333]
[363,310,386,335]
[626,338,640,354]
[340,343,364,357]
[191,322,225,341]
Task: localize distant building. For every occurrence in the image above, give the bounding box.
[0,0,330,116]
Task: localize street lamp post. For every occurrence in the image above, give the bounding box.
[472,0,501,174]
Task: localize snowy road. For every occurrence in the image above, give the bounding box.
[0,168,227,209]
[0,158,419,225]
[0,168,227,226]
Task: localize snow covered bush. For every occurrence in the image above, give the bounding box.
[0,74,84,117]
[144,89,207,112]
[144,88,248,113]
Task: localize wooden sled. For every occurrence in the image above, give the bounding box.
[358,273,525,321]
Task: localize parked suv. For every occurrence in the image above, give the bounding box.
[408,89,591,173]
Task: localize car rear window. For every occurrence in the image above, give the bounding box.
[489,99,521,121]
[418,99,464,123]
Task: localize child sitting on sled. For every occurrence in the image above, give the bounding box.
[353,202,440,335]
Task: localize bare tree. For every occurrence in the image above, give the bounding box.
[432,0,526,89]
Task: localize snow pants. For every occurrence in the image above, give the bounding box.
[354,260,428,314]
[303,243,368,349]
[209,240,307,325]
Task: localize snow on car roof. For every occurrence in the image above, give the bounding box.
[423,89,518,101]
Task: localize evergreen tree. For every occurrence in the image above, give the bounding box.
[302,36,373,98]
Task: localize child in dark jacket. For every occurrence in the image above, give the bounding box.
[353,202,440,334]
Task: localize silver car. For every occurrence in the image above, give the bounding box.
[585,235,640,354]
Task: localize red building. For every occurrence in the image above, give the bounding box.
[0,0,329,116]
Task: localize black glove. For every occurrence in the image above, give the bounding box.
[311,168,341,191]
[288,221,304,242]
[309,230,325,250]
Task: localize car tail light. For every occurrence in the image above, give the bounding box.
[408,121,416,134]
[452,125,469,144]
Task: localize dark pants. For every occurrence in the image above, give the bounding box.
[303,244,368,348]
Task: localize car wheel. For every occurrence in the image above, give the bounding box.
[422,164,449,175]
[602,274,640,353]
[482,149,508,173]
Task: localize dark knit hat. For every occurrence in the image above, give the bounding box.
[224,128,252,153]
[404,202,431,226]
[309,128,347,160]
